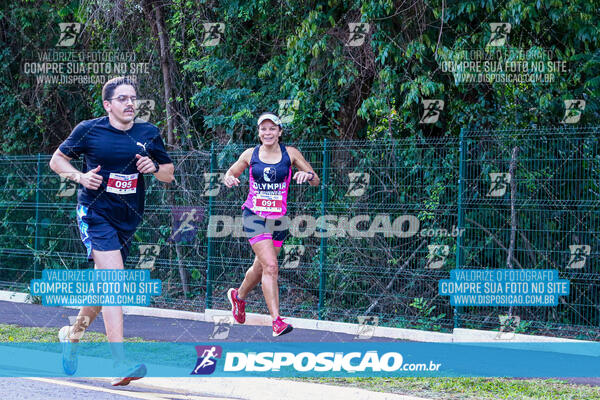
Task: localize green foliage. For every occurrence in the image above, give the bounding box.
[0,0,598,151]
[410,297,446,331]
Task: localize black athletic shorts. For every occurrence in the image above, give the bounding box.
[242,207,288,247]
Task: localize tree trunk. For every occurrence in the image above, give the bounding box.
[142,0,174,147]
[142,0,189,297]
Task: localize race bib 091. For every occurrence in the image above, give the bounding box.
[253,193,283,212]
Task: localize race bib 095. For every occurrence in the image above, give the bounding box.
[106,172,138,194]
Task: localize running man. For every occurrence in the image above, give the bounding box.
[49,76,174,385]
[223,112,319,337]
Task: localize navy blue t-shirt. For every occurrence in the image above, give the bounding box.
[59,116,172,231]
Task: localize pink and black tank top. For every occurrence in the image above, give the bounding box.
[242,143,292,219]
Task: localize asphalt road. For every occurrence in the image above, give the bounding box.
[0,377,241,399]
[0,300,395,342]
[0,376,419,400]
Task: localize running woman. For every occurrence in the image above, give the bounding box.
[223,112,319,337]
[49,76,174,385]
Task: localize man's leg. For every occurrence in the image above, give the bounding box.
[91,249,125,363]
[93,241,146,386]
[68,307,101,342]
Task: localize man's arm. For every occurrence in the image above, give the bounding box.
[49,149,103,190]
[153,163,175,183]
[135,154,174,183]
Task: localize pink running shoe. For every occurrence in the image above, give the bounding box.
[111,363,147,386]
[227,288,246,324]
[272,316,293,337]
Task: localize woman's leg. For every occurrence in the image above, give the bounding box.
[237,245,282,299]
[237,256,262,299]
[250,240,281,320]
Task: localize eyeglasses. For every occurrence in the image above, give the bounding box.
[108,95,137,104]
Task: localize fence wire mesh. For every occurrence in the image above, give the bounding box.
[0,127,598,339]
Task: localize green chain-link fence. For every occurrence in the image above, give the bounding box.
[0,127,598,339]
[457,127,600,339]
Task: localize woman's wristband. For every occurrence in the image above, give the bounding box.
[307,171,315,181]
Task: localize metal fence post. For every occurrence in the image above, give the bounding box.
[455,128,467,329]
[205,143,215,309]
[33,153,42,279]
[318,139,329,320]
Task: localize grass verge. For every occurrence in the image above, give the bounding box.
[0,323,146,342]
[296,377,600,399]
[0,323,188,367]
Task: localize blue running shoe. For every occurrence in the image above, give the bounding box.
[58,326,78,375]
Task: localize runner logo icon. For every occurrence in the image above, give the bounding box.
[56,23,81,47]
[203,173,224,197]
[487,23,511,47]
[346,23,370,46]
[281,245,305,269]
[57,175,77,197]
[345,172,370,197]
[137,245,160,270]
[191,345,223,375]
[567,244,590,269]
[355,316,379,339]
[487,173,511,197]
[562,100,585,124]
[135,100,155,123]
[278,99,299,124]
[209,316,233,340]
[426,245,449,269]
[419,100,444,124]
[170,206,204,243]
[202,23,225,46]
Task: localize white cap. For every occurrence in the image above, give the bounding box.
[257,113,282,126]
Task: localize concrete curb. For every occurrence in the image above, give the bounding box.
[204,308,453,342]
[0,290,29,303]
[121,305,206,321]
[453,328,588,343]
